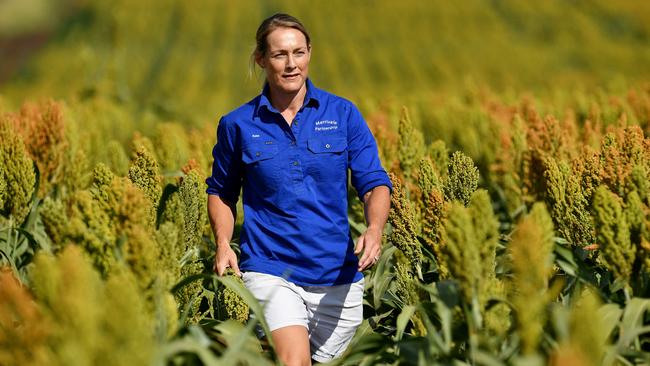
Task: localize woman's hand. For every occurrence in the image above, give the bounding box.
[355,226,383,271]
[208,195,240,276]
[356,186,391,271]
[214,243,241,276]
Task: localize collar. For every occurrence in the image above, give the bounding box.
[255,78,321,117]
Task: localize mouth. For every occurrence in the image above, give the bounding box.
[283,73,300,80]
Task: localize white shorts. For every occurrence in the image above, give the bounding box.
[242,271,364,363]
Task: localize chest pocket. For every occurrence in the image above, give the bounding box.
[308,137,347,154]
[307,137,348,181]
[242,143,280,195]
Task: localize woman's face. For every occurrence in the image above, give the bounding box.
[257,27,311,96]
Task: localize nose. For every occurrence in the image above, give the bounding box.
[286,54,296,70]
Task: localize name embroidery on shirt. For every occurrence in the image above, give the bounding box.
[251,134,260,138]
[315,120,338,131]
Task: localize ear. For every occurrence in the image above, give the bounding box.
[255,52,265,68]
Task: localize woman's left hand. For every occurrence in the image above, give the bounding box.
[355,226,383,271]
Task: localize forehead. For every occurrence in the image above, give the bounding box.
[266,27,308,51]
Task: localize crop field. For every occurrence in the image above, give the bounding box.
[1,1,650,365]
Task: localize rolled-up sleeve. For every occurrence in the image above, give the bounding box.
[205,117,243,204]
[346,103,393,200]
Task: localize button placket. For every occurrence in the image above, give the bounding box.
[285,112,307,194]
[291,119,304,193]
[289,153,304,194]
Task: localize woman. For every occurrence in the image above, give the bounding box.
[206,13,391,366]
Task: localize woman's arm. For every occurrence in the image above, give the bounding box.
[208,194,241,276]
[206,116,243,276]
[355,185,391,271]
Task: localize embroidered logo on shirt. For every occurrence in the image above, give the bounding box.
[315,120,338,131]
[252,134,260,138]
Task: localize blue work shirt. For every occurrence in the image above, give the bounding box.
[206,79,392,286]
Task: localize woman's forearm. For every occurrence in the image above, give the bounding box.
[208,194,237,248]
[363,185,391,230]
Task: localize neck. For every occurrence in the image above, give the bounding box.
[268,82,307,114]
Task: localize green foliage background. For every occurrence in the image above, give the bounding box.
[2,0,650,120]
[2,1,650,365]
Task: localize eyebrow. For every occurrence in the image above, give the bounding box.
[270,47,308,54]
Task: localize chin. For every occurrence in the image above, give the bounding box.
[279,80,305,94]
[271,73,302,89]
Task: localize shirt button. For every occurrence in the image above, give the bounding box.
[290,141,296,145]
[293,161,299,166]
[255,152,261,157]
[325,143,331,149]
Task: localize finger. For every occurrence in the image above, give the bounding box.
[359,259,369,271]
[213,254,221,274]
[369,252,381,268]
[370,249,381,267]
[358,249,369,270]
[360,243,381,271]
[217,259,231,276]
[230,256,242,277]
[358,248,373,271]
[354,234,365,255]
[364,239,379,258]
[359,255,374,271]
[372,246,381,261]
